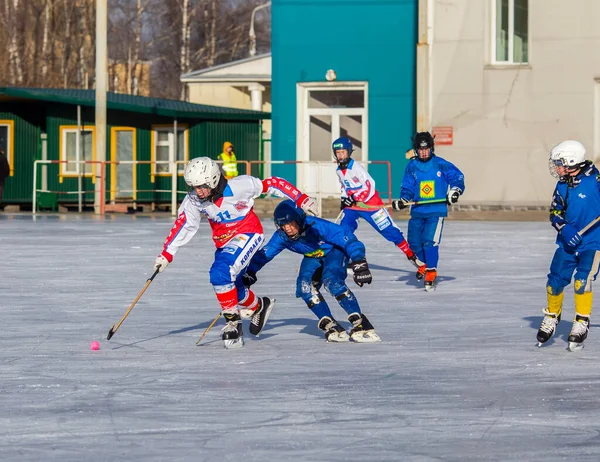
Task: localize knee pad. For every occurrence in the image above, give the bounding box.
[335,289,353,302]
[574,279,591,294]
[546,285,565,296]
[306,293,325,308]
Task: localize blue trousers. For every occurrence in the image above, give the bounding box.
[208,233,264,301]
[547,247,600,294]
[295,247,361,320]
[407,216,445,270]
[340,207,406,245]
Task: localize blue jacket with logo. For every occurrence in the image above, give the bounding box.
[248,216,366,273]
[550,162,600,251]
[400,154,465,217]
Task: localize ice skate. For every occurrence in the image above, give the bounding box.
[424,269,437,292]
[318,316,350,342]
[567,315,589,352]
[536,309,561,347]
[222,312,244,349]
[249,297,276,336]
[415,265,427,281]
[348,313,381,343]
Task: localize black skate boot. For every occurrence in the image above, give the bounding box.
[567,315,589,352]
[348,313,381,343]
[249,297,276,336]
[222,312,244,349]
[318,316,349,342]
[536,309,561,347]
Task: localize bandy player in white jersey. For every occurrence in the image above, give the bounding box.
[333,137,425,274]
[153,157,317,349]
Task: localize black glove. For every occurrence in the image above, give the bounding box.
[446,188,461,205]
[242,271,257,287]
[351,258,372,287]
[340,196,356,209]
[391,198,410,210]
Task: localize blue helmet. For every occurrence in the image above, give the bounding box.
[273,200,306,240]
[332,137,354,169]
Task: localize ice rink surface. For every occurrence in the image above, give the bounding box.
[2,213,600,462]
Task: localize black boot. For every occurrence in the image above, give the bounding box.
[222,312,244,349]
[249,297,276,336]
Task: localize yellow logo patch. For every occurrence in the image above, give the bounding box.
[304,249,325,258]
[420,181,435,199]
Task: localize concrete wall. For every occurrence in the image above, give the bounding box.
[431,0,600,206]
[187,83,272,135]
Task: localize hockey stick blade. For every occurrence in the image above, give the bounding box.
[107,325,116,340]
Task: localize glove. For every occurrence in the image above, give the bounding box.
[297,194,318,216]
[340,196,356,209]
[350,258,372,287]
[392,198,410,210]
[153,253,171,273]
[560,224,582,248]
[242,271,257,288]
[446,188,461,205]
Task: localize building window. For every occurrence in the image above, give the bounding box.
[60,126,95,176]
[493,0,528,64]
[151,125,188,177]
[0,120,14,176]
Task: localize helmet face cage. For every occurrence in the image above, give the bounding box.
[184,157,221,199]
[548,141,586,180]
[332,137,353,168]
[412,132,435,161]
[273,200,306,239]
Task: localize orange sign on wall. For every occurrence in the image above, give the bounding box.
[432,126,453,145]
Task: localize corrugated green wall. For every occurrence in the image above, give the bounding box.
[0,101,261,207]
[0,103,42,203]
[271,0,417,194]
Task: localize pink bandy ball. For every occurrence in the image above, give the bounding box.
[90,341,100,351]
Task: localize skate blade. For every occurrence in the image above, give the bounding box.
[223,338,244,349]
[249,298,276,337]
[567,341,584,352]
[351,331,381,343]
[424,284,436,292]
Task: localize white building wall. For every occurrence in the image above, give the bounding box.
[431,0,600,206]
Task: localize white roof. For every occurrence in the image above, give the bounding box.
[180,53,271,83]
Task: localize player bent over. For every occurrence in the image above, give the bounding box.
[332,137,425,275]
[537,140,600,351]
[243,199,380,343]
[153,157,317,349]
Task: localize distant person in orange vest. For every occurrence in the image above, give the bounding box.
[0,149,9,205]
[218,142,239,179]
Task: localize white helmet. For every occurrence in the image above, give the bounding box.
[549,140,586,167]
[184,157,221,188]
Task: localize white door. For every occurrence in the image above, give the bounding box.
[298,85,368,198]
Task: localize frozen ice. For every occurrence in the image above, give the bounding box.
[2,214,600,461]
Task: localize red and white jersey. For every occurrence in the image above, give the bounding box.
[161,175,306,257]
[336,158,384,206]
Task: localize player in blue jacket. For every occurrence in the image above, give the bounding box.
[392,132,465,291]
[243,200,380,343]
[537,140,600,351]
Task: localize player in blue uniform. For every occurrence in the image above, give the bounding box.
[392,132,465,291]
[243,200,380,343]
[537,140,600,351]
[333,137,425,273]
